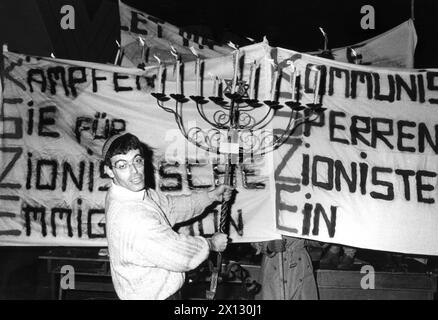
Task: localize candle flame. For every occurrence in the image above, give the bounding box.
[115,40,120,48]
[227,41,238,51]
[189,46,199,57]
[170,45,179,60]
[267,58,277,68]
[351,48,358,57]
[287,60,296,72]
[138,37,145,46]
[154,55,161,64]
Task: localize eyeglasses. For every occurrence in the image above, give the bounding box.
[112,156,145,170]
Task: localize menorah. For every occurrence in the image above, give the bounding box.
[150,48,325,299]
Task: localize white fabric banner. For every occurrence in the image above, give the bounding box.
[310,20,417,68]
[272,47,438,255]
[118,1,232,67]
[0,43,280,246]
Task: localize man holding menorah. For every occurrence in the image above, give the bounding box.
[102,132,233,300]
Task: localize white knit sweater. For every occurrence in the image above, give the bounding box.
[105,183,212,300]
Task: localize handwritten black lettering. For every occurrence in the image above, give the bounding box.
[68,67,87,97]
[38,106,60,138]
[0,147,23,189]
[47,67,69,96]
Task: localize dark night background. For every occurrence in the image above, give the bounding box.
[0,0,437,67]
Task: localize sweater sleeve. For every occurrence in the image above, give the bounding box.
[156,191,214,226]
[115,204,210,272]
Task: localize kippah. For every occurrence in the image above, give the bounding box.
[101,133,127,159]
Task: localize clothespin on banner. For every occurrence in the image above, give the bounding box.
[319,27,328,52]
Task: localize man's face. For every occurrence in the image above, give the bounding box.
[106,149,145,192]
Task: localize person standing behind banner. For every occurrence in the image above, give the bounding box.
[317,48,357,271]
[252,237,318,300]
[102,132,233,300]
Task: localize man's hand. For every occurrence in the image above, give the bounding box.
[208,185,234,202]
[208,232,229,252]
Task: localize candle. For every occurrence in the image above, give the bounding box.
[114,40,121,65]
[170,46,181,94]
[196,58,201,96]
[139,37,145,63]
[154,55,162,93]
[249,61,256,99]
[289,64,296,101]
[212,76,217,96]
[271,69,278,101]
[175,57,181,94]
[313,67,321,104]
[157,64,163,93]
[296,71,301,101]
[218,78,223,98]
[319,27,328,51]
[114,49,120,65]
[231,50,239,93]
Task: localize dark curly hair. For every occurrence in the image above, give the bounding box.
[104,133,156,189]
